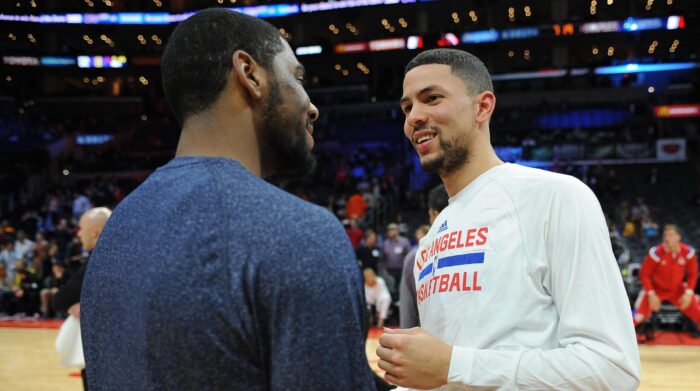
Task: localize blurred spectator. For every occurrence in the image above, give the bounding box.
[641,216,659,239]
[0,263,14,315]
[346,188,367,220]
[630,198,650,225]
[0,240,16,270]
[32,232,50,278]
[615,200,630,227]
[72,191,92,221]
[382,222,411,286]
[14,230,34,262]
[356,229,381,272]
[40,261,71,319]
[363,268,392,329]
[344,219,364,250]
[12,260,40,315]
[623,220,636,238]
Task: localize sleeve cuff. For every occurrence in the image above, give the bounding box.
[447,345,476,384]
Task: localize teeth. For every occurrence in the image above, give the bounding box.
[417,135,433,144]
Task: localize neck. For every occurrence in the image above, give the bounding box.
[439,131,503,198]
[175,105,262,177]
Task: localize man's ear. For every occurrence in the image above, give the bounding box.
[475,91,496,125]
[232,50,266,101]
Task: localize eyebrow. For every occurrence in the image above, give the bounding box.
[399,85,442,106]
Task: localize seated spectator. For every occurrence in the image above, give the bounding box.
[363,268,392,329]
[12,260,40,316]
[14,230,34,262]
[0,240,16,271]
[0,263,14,315]
[641,216,659,239]
[40,260,71,318]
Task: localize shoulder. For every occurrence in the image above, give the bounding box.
[682,243,696,259]
[489,164,590,195]
[492,164,597,210]
[648,246,662,262]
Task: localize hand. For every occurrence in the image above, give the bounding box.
[679,291,693,310]
[15,290,24,299]
[376,327,452,389]
[51,287,59,294]
[68,303,80,319]
[648,291,661,311]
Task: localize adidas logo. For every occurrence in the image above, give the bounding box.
[437,220,448,233]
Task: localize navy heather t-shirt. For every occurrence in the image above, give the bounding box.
[81,157,376,390]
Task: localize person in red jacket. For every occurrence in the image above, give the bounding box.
[634,224,700,329]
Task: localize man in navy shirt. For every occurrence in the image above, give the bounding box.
[81,8,376,390]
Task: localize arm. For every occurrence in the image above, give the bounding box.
[256,214,375,390]
[379,180,641,390]
[686,252,698,291]
[639,253,658,292]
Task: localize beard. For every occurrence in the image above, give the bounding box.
[420,132,469,176]
[258,79,317,180]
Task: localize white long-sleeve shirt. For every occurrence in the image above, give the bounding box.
[406,163,640,391]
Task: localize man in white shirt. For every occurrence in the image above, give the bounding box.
[376,48,640,390]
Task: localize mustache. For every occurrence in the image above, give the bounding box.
[412,125,441,138]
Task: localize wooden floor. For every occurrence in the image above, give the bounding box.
[1,327,699,390]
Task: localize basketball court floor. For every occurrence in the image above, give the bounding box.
[1,320,699,390]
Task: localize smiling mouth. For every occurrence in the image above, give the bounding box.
[416,134,435,144]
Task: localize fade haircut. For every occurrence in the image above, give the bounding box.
[405,48,493,96]
[161,8,285,124]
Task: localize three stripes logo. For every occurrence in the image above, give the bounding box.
[437,220,448,233]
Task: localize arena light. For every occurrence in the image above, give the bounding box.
[460,29,497,44]
[491,69,589,81]
[77,55,127,68]
[437,33,460,47]
[301,0,416,13]
[334,42,369,54]
[40,56,76,66]
[580,20,621,34]
[295,45,322,55]
[2,56,40,66]
[654,104,700,118]
[666,15,685,30]
[501,27,539,40]
[595,62,699,75]
[369,37,405,52]
[406,36,423,49]
[622,17,664,31]
[76,134,114,145]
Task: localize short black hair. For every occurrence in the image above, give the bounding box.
[161,8,285,124]
[405,48,493,95]
[428,184,449,212]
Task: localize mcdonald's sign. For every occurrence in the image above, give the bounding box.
[654,104,700,118]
